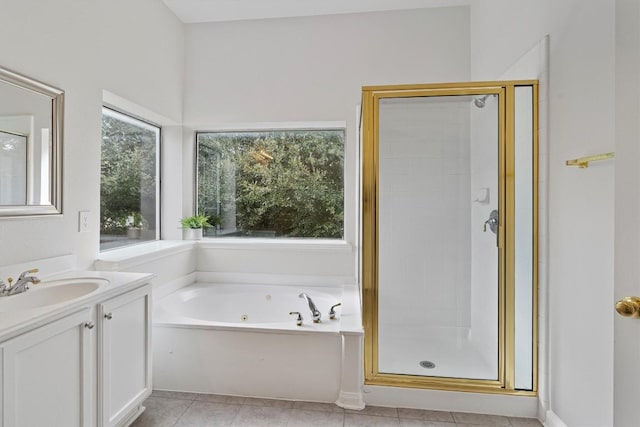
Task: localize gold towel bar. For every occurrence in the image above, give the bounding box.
[566,152,615,168]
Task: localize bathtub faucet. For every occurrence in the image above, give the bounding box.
[299,293,321,323]
[289,311,303,326]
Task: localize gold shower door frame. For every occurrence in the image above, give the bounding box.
[362,81,538,395]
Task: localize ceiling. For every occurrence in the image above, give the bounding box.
[162,0,469,24]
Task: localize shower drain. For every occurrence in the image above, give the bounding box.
[419,360,436,369]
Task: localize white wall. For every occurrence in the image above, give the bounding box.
[183,6,471,279]
[0,0,185,270]
[471,1,615,425]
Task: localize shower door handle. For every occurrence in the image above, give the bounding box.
[483,210,499,234]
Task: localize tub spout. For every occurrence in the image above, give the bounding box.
[299,292,321,323]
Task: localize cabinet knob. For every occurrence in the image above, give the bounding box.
[104,312,113,320]
[84,321,95,330]
[615,296,640,318]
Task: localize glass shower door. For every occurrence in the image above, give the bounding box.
[376,93,501,382]
[363,81,538,394]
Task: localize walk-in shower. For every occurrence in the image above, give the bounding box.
[361,81,538,394]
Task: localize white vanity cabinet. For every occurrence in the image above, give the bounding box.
[98,286,151,427]
[1,308,94,427]
[0,281,152,427]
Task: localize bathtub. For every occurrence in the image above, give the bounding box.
[156,283,342,331]
[152,282,364,406]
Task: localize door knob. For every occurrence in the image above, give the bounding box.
[615,296,640,318]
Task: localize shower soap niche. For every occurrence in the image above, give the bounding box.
[473,188,490,204]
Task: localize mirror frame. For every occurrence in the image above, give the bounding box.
[0,66,63,217]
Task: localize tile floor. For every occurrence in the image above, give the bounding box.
[131,390,543,427]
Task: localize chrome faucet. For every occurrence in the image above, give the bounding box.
[299,292,321,323]
[289,311,303,326]
[329,303,342,320]
[0,268,40,296]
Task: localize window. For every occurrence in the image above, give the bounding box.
[196,129,344,239]
[100,107,160,250]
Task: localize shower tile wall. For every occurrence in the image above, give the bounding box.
[378,98,471,335]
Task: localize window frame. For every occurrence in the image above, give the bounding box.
[100,105,162,252]
[194,123,346,241]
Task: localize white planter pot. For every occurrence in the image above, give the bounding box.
[127,228,142,239]
[182,228,203,240]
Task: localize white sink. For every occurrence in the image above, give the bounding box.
[0,278,108,312]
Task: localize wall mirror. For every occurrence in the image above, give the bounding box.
[0,66,63,217]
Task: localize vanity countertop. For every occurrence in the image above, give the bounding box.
[0,270,154,342]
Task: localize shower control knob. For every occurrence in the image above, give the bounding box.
[329,303,342,320]
[289,311,303,326]
[615,296,640,318]
[483,210,499,234]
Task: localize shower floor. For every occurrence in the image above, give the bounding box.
[378,324,497,380]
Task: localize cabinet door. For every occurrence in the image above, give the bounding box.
[98,286,151,427]
[1,308,94,427]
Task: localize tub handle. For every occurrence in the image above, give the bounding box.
[329,303,342,320]
[289,311,303,326]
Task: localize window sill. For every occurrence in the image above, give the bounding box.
[94,239,353,271]
[196,238,353,252]
[94,240,194,271]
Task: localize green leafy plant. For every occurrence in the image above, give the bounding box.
[128,212,146,229]
[197,130,344,238]
[180,215,212,229]
[101,114,157,236]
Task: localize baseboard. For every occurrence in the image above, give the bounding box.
[336,391,365,410]
[120,404,146,427]
[362,385,538,417]
[544,410,568,427]
[538,398,547,424]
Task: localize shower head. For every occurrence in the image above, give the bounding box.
[474,94,491,108]
[473,94,498,108]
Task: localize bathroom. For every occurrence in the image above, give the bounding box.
[0,0,636,426]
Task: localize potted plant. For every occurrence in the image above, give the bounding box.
[180,214,212,240]
[126,212,146,239]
